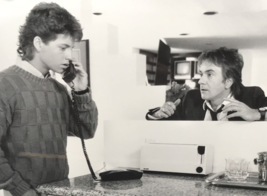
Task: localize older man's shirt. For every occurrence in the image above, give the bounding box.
[203,94,233,121]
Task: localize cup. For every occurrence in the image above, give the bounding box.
[225,158,250,181]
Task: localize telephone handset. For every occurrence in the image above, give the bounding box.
[63,60,77,83]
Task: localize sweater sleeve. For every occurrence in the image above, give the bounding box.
[0,91,31,196]
[68,87,98,139]
[254,87,267,108]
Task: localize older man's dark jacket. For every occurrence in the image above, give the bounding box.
[146,86,267,121]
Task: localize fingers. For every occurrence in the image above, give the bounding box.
[156,102,176,118]
[67,58,84,71]
[219,111,238,120]
[224,111,240,119]
[222,105,238,113]
[162,102,176,113]
[222,101,244,112]
[222,101,257,121]
[70,61,87,78]
[174,99,181,106]
[165,101,176,109]
[159,108,172,118]
[154,108,169,118]
[71,61,83,71]
[154,99,181,119]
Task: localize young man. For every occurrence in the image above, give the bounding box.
[0,2,98,196]
[146,47,267,121]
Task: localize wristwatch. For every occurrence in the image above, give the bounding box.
[258,107,266,121]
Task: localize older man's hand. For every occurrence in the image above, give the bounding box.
[154,99,181,119]
[222,98,261,121]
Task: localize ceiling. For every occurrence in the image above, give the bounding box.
[2,0,267,54]
[91,0,267,53]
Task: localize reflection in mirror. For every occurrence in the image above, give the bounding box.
[145,47,267,122]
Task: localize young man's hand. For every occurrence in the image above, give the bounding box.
[222,98,261,121]
[66,60,88,91]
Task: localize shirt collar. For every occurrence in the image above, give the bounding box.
[16,57,50,78]
[203,93,234,112]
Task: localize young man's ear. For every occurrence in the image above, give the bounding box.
[33,36,44,52]
[225,78,234,89]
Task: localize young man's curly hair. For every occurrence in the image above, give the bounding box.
[17,2,83,61]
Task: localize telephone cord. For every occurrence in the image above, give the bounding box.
[70,83,100,181]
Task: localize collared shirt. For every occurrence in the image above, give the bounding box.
[203,93,233,121]
[16,57,51,78]
[16,57,73,97]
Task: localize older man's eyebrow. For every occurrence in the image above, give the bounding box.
[199,69,216,75]
[204,69,215,73]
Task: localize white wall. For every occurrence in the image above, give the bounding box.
[239,48,267,93]
[104,120,267,174]
[248,48,267,93]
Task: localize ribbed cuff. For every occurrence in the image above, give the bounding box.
[74,87,90,95]
[9,180,31,196]
[74,90,92,104]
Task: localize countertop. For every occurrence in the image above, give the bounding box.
[36,172,267,196]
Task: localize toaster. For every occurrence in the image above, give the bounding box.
[140,143,214,175]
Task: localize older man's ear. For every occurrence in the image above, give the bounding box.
[225,78,233,89]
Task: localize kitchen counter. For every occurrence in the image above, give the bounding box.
[36,172,267,196]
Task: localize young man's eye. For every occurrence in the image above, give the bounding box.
[207,73,213,77]
[60,47,66,51]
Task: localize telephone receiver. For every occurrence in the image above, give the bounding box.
[62,60,77,83]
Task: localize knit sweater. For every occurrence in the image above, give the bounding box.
[0,65,98,196]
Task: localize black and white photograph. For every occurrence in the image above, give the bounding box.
[1,0,267,196]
